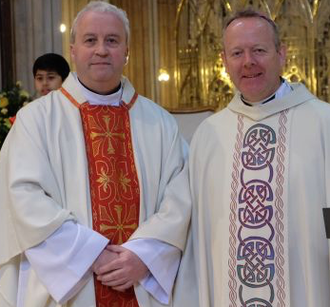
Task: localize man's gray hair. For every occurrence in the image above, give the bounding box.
[70,1,130,44]
[224,9,280,51]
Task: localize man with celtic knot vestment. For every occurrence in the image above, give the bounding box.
[190,8,330,307]
[0,2,197,307]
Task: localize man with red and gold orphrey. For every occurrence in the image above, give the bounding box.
[0,2,197,307]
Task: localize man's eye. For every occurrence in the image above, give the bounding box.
[106,37,119,45]
[85,38,96,43]
[231,51,242,57]
[254,49,265,54]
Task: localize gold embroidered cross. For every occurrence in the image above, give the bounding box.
[89,115,125,155]
[100,204,137,244]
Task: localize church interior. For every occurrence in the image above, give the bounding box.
[0,0,330,144]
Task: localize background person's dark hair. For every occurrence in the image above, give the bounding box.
[224,8,280,51]
[33,53,70,81]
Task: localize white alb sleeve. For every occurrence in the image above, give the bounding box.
[24,220,109,304]
[122,238,181,304]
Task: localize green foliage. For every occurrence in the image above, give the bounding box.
[0,82,31,148]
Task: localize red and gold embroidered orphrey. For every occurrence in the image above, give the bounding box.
[80,102,140,307]
[60,87,140,307]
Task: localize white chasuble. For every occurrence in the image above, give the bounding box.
[190,82,330,307]
[228,111,291,306]
[0,73,196,307]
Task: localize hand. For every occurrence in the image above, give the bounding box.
[96,245,149,291]
[92,245,119,274]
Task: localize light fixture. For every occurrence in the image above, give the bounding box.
[158,69,170,82]
[60,24,67,33]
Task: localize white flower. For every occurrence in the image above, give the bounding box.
[20,90,30,99]
[1,108,8,115]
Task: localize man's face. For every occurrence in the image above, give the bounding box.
[222,17,286,102]
[34,70,63,96]
[70,11,128,94]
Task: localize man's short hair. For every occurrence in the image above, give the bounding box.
[224,9,280,51]
[33,53,70,81]
[70,1,130,44]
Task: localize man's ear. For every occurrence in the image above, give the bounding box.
[125,48,129,64]
[278,44,287,68]
[70,44,75,62]
[221,51,228,72]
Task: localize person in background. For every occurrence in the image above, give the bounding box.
[0,1,196,307]
[9,53,70,125]
[190,8,330,307]
[33,53,70,97]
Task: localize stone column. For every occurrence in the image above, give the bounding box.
[14,0,62,95]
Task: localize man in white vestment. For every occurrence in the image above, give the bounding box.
[190,9,330,307]
[0,2,197,307]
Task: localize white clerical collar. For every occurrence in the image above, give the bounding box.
[73,72,123,106]
[241,78,293,106]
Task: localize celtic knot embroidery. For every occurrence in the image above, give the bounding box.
[236,123,277,306]
[229,113,288,307]
[238,293,274,307]
[237,236,275,287]
[242,124,276,171]
[238,178,274,229]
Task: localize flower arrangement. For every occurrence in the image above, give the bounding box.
[0,81,31,148]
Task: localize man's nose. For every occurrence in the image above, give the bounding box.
[95,43,109,56]
[242,51,256,67]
